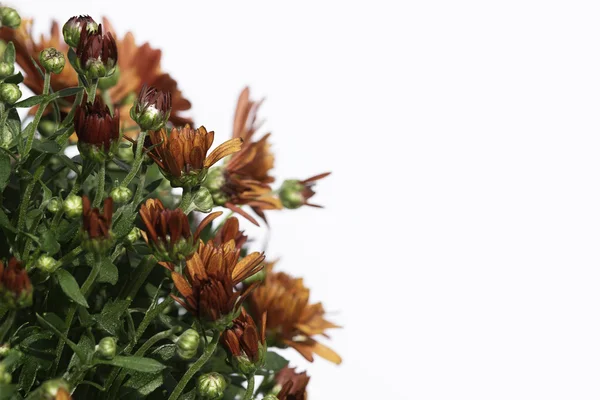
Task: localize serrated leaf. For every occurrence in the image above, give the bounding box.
[40,229,60,255]
[95,356,166,373]
[98,258,118,285]
[264,351,289,372]
[55,269,89,307]
[0,151,10,191]
[13,94,45,108]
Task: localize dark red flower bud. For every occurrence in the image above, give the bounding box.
[81,196,114,255]
[221,309,266,374]
[76,24,118,80]
[63,15,98,48]
[74,96,120,162]
[130,85,172,131]
[0,258,32,309]
[274,367,310,400]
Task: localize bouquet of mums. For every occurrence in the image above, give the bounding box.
[0,8,340,400]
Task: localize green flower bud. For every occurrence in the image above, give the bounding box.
[63,195,83,218]
[124,227,141,245]
[36,255,58,273]
[109,186,132,204]
[39,47,65,74]
[96,337,117,360]
[0,125,13,149]
[0,343,9,357]
[0,364,10,384]
[204,167,225,193]
[0,83,21,104]
[279,180,305,209]
[40,379,70,399]
[176,329,200,360]
[38,118,59,137]
[62,15,98,48]
[0,7,20,29]
[0,62,13,78]
[47,198,62,214]
[130,85,171,131]
[197,373,227,400]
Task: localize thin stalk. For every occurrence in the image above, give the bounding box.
[85,80,98,103]
[179,188,193,213]
[23,71,51,158]
[61,87,84,128]
[93,161,106,208]
[0,310,15,343]
[16,165,44,257]
[167,332,221,400]
[120,131,147,187]
[243,375,256,400]
[119,255,157,302]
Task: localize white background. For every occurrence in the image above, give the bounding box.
[16,1,600,399]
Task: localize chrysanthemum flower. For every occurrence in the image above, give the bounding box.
[247,265,342,364]
[221,308,266,374]
[81,196,114,254]
[279,172,331,209]
[274,367,310,400]
[0,257,32,309]
[171,239,265,329]
[74,96,120,162]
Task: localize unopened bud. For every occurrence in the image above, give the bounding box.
[109,186,132,204]
[0,364,10,384]
[0,62,13,78]
[0,343,9,357]
[47,198,62,214]
[40,379,69,399]
[63,195,83,218]
[279,180,305,209]
[39,48,65,74]
[36,255,58,273]
[176,329,200,360]
[0,7,20,29]
[95,337,117,360]
[62,15,98,48]
[0,83,21,104]
[197,372,227,400]
[130,85,171,131]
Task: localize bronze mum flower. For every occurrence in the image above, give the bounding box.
[74,96,120,162]
[0,257,33,309]
[247,265,342,364]
[279,172,331,209]
[221,308,267,374]
[0,17,192,130]
[130,85,171,131]
[274,367,310,400]
[139,198,198,262]
[171,239,265,329]
[81,196,114,254]
[146,125,242,188]
[76,23,118,80]
[205,87,281,225]
[213,216,248,250]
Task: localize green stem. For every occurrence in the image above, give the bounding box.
[0,310,15,343]
[61,87,84,128]
[243,375,256,400]
[119,255,156,302]
[23,72,51,158]
[179,188,193,213]
[56,246,83,268]
[121,131,147,187]
[85,80,98,103]
[52,257,103,375]
[167,332,221,400]
[93,161,106,208]
[16,165,44,257]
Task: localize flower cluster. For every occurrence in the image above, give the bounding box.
[0,10,337,400]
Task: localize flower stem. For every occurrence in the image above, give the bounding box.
[119,255,156,302]
[120,131,147,187]
[16,165,44,258]
[179,187,193,213]
[93,161,106,208]
[243,375,256,400]
[168,332,221,400]
[23,71,51,158]
[0,310,15,343]
[86,79,98,103]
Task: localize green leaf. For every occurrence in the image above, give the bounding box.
[53,86,84,98]
[68,334,95,371]
[95,356,166,373]
[13,94,45,108]
[113,205,137,239]
[0,151,10,191]
[264,351,289,372]
[36,313,86,361]
[40,230,60,255]
[18,356,40,395]
[57,154,81,175]
[113,157,132,172]
[178,390,197,400]
[3,71,23,84]
[57,219,79,242]
[55,269,89,307]
[145,178,164,193]
[32,139,61,154]
[151,344,177,363]
[0,384,17,400]
[94,299,129,335]
[97,258,118,285]
[121,371,164,398]
[0,209,16,233]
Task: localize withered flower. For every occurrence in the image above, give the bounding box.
[0,17,192,130]
[81,196,114,255]
[221,308,267,374]
[130,85,171,131]
[74,96,120,162]
[76,23,118,79]
[0,257,33,309]
[205,87,281,225]
[279,172,331,209]
[139,198,198,262]
[247,265,342,364]
[274,367,310,400]
[146,125,242,188]
[171,239,265,329]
